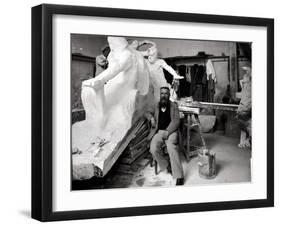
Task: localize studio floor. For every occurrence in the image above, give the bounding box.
[72,132,251,190]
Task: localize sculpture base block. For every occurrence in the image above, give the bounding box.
[72,118,147,180]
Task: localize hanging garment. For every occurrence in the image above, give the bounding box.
[185,66,191,83]
[207,76,216,102]
[193,84,203,101]
[185,66,192,97]
[206,59,217,82]
[190,64,206,101]
[201,67,208,101]
[190,64,198,97]
[206,60,216,102]
[196,65,205,84]
[178,65,189,98]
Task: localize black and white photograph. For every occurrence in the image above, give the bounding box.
[0,0,278,224]
[29,2,274,222]
[71,34,252,190]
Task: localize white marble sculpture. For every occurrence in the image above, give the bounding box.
[72,37,151,179]
[142,41,184,103]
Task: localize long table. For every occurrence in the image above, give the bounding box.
[178,101,239,112]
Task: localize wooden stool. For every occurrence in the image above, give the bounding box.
[150,145,169,175]
[182,108,206,158]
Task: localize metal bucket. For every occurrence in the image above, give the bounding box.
[198,150,216,179]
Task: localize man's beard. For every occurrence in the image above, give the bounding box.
[159,97,169,107]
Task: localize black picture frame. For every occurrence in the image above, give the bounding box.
[31,3,274,222]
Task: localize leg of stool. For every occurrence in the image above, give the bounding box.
[195,114,206,148]
[154,160,158,175]
[150,158,154,167]
[186,114,190,158]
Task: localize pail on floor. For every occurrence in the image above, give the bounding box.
[198,149,216,179]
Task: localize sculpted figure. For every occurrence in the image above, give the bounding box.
[236,65,252,148]
[140,41,184,103]
[72,37,150,178]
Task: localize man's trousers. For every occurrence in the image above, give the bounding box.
[150,131,184,179]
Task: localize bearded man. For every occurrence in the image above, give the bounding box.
[146,87,184,185]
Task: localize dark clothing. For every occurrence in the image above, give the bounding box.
[207,75,216,102]
[193,84,203,101]
[145,101,180,140]
[147,102,183,179]
[157,106,171,130]
[236,110,251,133]
[178,65,189,97]
[190,64,207,101]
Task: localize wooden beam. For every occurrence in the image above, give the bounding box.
[178,100,239,112]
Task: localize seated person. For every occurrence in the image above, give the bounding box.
[145,87,184,185]
[236,65,252,148]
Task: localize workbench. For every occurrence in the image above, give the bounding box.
[177,99,239,157]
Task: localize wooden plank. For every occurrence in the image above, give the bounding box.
[129,131,149,147]
[129,139,149,152]
[123,141,149,158]
[178,106,200,114]
[116,151,150,174]
[119,147,149,165]
[101,118,147,176]
[129,144,149,158]
[132,123,149,138]
[130,128,149,144]
[178,100,239,112]
[115,161,140,174]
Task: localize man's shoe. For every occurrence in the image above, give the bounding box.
[176,178,184,186]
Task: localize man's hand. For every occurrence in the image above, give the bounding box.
[150,117,156,128]
[158,130,169,140]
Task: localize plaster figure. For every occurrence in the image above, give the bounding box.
[141,41,184,103]
[72,37,151,178]
[237,65,252,148]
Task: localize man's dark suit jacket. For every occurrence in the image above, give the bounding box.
[145,101,180,140]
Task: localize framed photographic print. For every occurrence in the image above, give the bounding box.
[32,4,274,221]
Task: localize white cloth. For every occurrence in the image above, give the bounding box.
[206,59,217,82]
